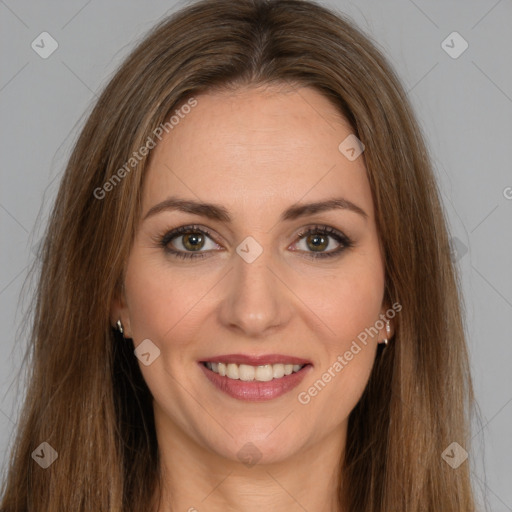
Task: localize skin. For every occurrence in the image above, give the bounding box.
[112,84,394,512]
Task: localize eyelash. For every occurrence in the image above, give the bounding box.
[157,224,354,260]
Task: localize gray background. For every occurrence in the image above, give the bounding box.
[1,0,511,510]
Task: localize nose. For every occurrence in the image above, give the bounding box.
[217,242,293,337]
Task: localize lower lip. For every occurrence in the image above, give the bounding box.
[199,362,312,402]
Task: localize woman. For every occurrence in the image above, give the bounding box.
[0,0,477,510]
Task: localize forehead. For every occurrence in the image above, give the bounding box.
[142,85,374,223]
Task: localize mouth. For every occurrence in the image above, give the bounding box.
[198,354,313,401]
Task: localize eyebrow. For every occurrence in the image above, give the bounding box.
[143,196,368,223]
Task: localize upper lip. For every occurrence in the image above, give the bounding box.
[200,354,312,366]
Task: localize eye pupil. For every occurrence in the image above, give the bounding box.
[183,232,204,251]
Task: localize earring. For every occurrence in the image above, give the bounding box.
[383,320,391,346]
[116,319,124,335]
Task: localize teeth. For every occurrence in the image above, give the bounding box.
[204,362,306,381]
[226,363,239,379]
[273,364,285,379]
[255,365,273,382]
[239,364,255,381]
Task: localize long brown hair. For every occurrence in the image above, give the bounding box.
[1,0,477,510]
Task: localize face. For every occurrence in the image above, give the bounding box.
[112,85,392,466]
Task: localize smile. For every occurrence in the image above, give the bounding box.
[199,359,312,401]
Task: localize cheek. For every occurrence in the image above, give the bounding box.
[296,270,383,414]
[333,274,383,341]
[295,256,384,393]
[296,258,385,348]
[123,252,203,344]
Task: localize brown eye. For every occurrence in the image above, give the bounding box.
[293,225,354,259]
[159,225,221,260]
[305,233,329,252]
[181,232,206,251]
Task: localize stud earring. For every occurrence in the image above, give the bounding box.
[116,319,124,335]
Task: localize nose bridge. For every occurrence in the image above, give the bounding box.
[217,237,292,336]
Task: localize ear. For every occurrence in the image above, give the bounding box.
[110,282,133,338]
[377,305,395,344]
